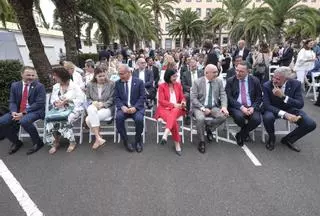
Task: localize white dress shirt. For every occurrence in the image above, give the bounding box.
[277,81,290,118]
[22,81,31,108]
[139,70,145,82]
[191,70,198,84]
[72,69,85,90]
[127,76,132,107]
[238,49,244,57]
[169,90,177,104]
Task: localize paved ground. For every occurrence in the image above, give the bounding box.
[1,98,320,216]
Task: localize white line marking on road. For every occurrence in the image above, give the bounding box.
[0,159,44,216]
[242,145,262,166]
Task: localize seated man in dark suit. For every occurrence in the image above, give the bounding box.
[263,67,317,152]
[181,57,204,125]
[226,55,243,79]
[115,64,145,153]
[0,66,46,155]
[225,62,262,146]
[132,58,155,109]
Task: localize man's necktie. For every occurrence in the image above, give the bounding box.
[207,81,213,109]
[125,81,129,105]
[19,84,28,113]
[241,80,247,107]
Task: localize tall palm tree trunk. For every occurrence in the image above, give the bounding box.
[154,11,161,49]
[8,0,51,88]
[52,0,78,65]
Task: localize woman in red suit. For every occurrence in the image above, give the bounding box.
[154,69,186,156]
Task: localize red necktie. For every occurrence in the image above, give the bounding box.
[241,80,247,107]
[19,84,28,113]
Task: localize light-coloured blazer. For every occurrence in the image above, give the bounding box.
[191,76,227,110]
[86,81,115,113]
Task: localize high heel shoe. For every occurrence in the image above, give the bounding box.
[159,138,167,145]
[175,145,182,156]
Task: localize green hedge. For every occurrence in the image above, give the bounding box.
[0,60,23,106]
[78,53,99,68]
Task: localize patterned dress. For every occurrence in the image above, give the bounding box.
[45,81,85,146]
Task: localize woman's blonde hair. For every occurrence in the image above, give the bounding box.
[63,61,75,70]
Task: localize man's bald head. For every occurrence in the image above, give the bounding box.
[204,64,219,80]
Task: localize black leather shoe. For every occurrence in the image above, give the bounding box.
[159,138,167,145]
[127,143,135,152]
[8,141,23,155]
[281,139,301,152]
[235,132,244,147]
[206,127,213,142]
[266,135,275,151]
[136,142,143,153]
[26,142,44,155]
[198,141,206,154]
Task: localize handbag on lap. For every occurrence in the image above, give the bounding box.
[45,105,74,122]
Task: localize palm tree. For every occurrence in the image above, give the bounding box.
[206,0,252,44]
[259,0,320,44]
[8,0,51,88]
[168,8,203,47]
[52,0,79,64]
[139,0,180,48]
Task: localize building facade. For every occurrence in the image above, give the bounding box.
[158,0,320,49]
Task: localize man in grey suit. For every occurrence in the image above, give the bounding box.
[191,64,229,153]
[181,58,204,125]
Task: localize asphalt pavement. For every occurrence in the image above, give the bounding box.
[1,98,320,216]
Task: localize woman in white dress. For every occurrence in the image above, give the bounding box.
[46,67,85,154]
[294,39,316,89]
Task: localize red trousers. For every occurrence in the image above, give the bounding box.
[157,108,185,142]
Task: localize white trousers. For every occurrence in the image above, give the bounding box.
[296,69,306,83]
[86,105,112,128]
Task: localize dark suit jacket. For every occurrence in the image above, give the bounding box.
[132,69,154,89]
[115,76,145,113]
[263,79,304,115]
[233,48,250,61]
[181,69,204,93]
[128,59,136,68]
[225,75,262,110]
[205,49,218,66]
[150,65,160,88]
[279,47,293,66]
[9,81,46,117]
[226,67,236,79]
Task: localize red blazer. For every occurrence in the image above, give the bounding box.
[154,82,186,119]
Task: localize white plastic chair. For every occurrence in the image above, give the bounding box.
[117,116,146,143]
[88,117,117,143]
[19,93,51,142]
[268,65,279,80]
[306,72,320,101]
[156,116,184,144]
[261,119,292,143]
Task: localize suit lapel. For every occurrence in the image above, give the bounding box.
[201,77,207,102]
[28,82,35,99]
[285,80,291,96]
[17,81,23,102]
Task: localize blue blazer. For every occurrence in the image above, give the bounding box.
[115,76,145,113]
[263,79,304,115]
[225,75,262,110]
[132,69,154,89]
[9,80,46,117]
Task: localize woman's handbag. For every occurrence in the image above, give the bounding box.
[255,53,267,74]
[45,105,74,122]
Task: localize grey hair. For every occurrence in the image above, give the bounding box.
[274,66,292,78]
[85,61,95,68]
[118,64,131,73]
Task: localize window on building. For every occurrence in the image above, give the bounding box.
[175,39,181,48]
[301,0,307,2]
[196,8,201,17]
[206,0,212,2]
[165,39,172,50]
[165,23,170,32]
[206,8,212,16]
[186,0,191,2]
[311,0,316,2]
[196,0,202,2]
[222,37,228,44]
